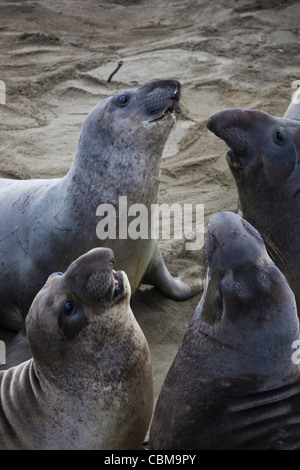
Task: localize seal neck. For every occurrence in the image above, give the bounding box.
[66,138,163,206]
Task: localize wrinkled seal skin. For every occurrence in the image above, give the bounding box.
[206,106,300,313]
[0,80,201,368]
[0,247,153,450]
[149,212,300,450]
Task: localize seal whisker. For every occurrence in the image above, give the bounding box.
[262,234,286,270]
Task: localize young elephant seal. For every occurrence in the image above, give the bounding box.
[207,107,300,313]
[0,247,153,450]
[0,80,201,367]
[149,212,300,450]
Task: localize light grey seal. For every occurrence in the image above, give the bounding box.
[149,212,300,450]
[0,247,153,450]
[0,79,201,367]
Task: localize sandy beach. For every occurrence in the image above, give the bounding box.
[1,0,300,436]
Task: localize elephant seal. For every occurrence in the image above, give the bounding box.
[0,79,201,367]
[0,247,153,450]
[149,212,300,450]
[206,106,300,313]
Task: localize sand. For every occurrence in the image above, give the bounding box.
[1,0,300,424]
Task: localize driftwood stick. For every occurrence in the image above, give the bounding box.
[107,61,124,83]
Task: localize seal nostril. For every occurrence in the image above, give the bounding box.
[170,81,181,99]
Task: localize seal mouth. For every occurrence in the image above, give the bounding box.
[111,269,125,303]
[226,148,243,170]
[148,105,177,123]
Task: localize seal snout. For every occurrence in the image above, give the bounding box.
[63,248,128,305]
[207,212,266,272]
[144,80,181,123]
[169,80,181,107]
[207,109,243,138]
[206,116,214,133]
[207,109,260,169]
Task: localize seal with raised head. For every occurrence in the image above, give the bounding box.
[206,106,300,313]
[149,211,300,450]
[0,79,201,367]
[0,247,153,450]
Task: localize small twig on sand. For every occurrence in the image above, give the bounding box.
[107,60,124,83]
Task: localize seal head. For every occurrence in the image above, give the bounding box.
[73,79,181,183]
[206,108,300,311]
[206,108,300,184]
[0,80,201,369]
[26,247,129,364]
[0,247,154,450]
[149,212,300,450]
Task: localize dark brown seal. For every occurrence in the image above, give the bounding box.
[206,106,300,313]
[0,248,153,450]
[149,211,300,450]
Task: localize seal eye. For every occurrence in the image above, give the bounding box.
[109,259,115,266]
[273,129,285,146]
[117,94,130,107]
[61,299,76,316]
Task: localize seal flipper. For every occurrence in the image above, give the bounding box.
[142,248,202,301]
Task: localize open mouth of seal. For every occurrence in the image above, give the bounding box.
[226,143,251,170]
[112,269,124,300]
[226,148,243,169]
[149,105,177,123]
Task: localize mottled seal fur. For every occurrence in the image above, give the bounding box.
[149,212,300,450]
[0,247,153,450]
[207,105,300,313]
[0,80,201,367]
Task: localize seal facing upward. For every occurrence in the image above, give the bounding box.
[0,248,153,450]
[207,106,300,312]
[0,80,201,367]
[149,212,300,450]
